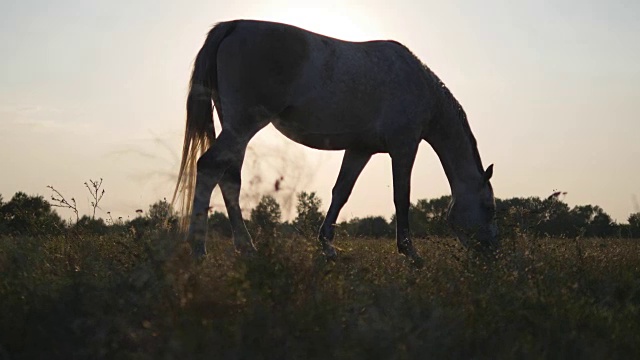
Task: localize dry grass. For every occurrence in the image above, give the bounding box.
[1,232,639,359]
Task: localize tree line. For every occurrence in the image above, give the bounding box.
[1,190,639,240]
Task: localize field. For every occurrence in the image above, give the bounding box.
[1,232,639,359]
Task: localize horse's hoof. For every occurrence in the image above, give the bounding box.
[191,250,207,264]
[398,246,415,258]
[235,242,257,256]
[324,249,338,262]
[399,246,424,269]
[410,255,425,269]
[321,242,338,261]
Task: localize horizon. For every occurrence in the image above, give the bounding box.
[1,188,636,226]
[1,0,639,223]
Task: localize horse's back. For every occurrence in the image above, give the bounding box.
[217,20,423,100]
[215,20,432,150]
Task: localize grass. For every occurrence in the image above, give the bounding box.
[1,232,639,359]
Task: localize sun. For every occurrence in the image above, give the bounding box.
[257,4,381,42]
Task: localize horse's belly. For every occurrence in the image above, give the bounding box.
[272,119,383,152]
[271,121,352,150]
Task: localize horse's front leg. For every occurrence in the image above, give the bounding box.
[390,146,424,267]
[318,150,371,259]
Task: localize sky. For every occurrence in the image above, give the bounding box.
[1,0,639,223]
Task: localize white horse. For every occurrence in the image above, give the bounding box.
[173,20,498,264]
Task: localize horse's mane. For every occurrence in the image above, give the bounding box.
[422,62,485,176]
[387,41,485,177]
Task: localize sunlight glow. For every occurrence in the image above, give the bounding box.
[2,0,639,223]
[258,4,382,42]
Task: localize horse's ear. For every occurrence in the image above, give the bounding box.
[483,164,494,183]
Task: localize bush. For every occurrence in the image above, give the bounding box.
[73,215,109,235]
[2,234,640,358]
[628,213,640,237]
[0,192,65,236]
[344,216,393,238]
[293,192,323,237]
[250,195,282,240]
[209,211,232,238]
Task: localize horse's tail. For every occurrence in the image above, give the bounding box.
[172,21,238,229]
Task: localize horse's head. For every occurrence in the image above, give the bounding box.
[448,164,499,251]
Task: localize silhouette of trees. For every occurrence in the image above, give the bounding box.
[494,197,621,239]
[388,196,452,238]
[126,200,179,239]
[413,196,451,236]
[208,211,232,238]
[628,213,640,237]
[250,195,282,239]
[293,191,323,236]
[73,215,109,235]
[586,206,615,237]
[0,192,65,236]
[343,216,392,238]
[147,198,177,229]
[495,197,545,237]
[535,197,573,237]
[0,189,637,240]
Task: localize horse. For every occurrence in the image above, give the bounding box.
[173,20,498,264]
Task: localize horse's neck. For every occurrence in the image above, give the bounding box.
[428,109,484,198]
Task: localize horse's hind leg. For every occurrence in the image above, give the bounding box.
[318,150,371,259]
[188,129,253,256]
[219,161,255,253]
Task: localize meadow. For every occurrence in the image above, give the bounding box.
[1,230,639,359]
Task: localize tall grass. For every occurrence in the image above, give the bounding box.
[1,232,639,359]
